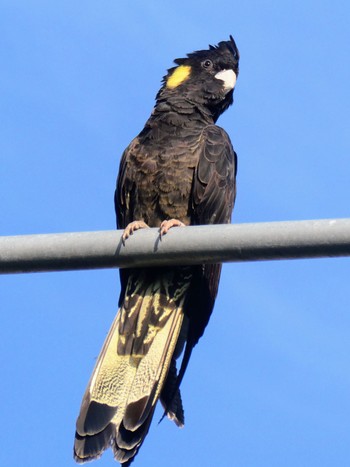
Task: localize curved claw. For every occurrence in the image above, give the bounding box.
[122,220,149,244]
[159,219,185,238]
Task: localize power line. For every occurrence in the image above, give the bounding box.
[1,218,350,275]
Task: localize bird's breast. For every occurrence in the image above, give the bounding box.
[128,133,201,227]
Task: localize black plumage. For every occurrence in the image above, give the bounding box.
[74,36,239,465]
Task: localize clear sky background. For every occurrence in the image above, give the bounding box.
[1,1,350,466]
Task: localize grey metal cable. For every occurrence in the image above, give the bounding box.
[1,218,350,274]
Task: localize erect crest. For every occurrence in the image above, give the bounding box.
[173,35,240,73]
[209,35,240,62]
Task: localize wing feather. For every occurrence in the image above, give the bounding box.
[193,124,237,225]
[160,125,237,418]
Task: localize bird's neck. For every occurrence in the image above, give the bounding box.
[151,97,215,127]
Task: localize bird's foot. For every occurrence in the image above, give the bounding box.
[159,219,185,238]
[122,220,149,244]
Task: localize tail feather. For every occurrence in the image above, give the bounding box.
[74,424,114,463]
[113,406,156,464]
[74,270,191,465]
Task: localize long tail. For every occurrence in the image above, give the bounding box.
[74,268,191,465]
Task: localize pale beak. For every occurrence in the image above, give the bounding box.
[214,69,237,93]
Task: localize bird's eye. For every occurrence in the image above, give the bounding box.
[202,59,213,69]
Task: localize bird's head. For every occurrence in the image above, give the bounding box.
[156,36,239,122]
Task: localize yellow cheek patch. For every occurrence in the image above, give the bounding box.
[166,65,191,89]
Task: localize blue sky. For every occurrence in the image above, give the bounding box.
[1,1,350,466]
